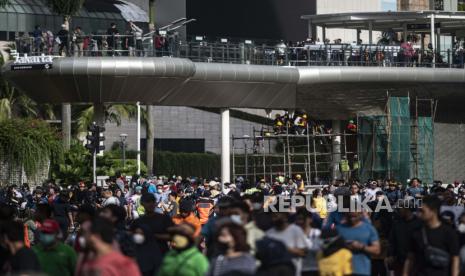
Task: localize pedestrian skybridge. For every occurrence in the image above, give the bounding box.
[3,56,465,122]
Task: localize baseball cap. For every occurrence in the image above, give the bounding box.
[40,219,60,234]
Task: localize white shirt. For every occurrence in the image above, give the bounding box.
[103,196,120,207]
[364,187,381,201]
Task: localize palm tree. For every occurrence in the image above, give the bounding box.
[0,55,55,122]
[45,0,85,28]
[75,104,140,140]
[0,0,9,7]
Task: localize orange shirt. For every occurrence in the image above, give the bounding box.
[172,213,202,237]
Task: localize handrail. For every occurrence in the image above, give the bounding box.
[13,34,465,68]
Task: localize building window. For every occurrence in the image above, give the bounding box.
[434,0,444,10]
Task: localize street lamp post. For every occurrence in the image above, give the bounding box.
[120,133,128,168]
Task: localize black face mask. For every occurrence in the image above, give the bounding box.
[216,240,230,253]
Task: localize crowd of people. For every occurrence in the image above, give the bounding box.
[272,112,357,136]
[17,22,172,58]
[1,174,465,276]
[16,22,465,69]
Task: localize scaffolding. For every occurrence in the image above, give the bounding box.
[232,96,436,185]
[232,124,357,184]
[358,96,437,185]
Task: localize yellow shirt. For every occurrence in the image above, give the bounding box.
[312,197,328,219]
[317,248,352,276]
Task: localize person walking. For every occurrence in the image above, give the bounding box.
[403,195,459,276]
[32,219,77,276]
[157,223,209,276]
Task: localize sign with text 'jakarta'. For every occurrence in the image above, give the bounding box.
[11,55,53,71]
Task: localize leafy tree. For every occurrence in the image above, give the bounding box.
[75,104,140,135]
[0,119,63,179]
[52,141,91,184]
[0,0,9,8]
[46,0,85,25]
[0,53,55,121]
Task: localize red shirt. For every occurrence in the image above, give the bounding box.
[78,251,141,276]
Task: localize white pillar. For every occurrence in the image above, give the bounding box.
[331,120,342,181]
[221,109,230,190]
[61,103,71,150]
[136,102,141,175]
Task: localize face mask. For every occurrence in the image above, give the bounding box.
[217,240,230,253]
[230,215,242,224]
[39,233,56,246]
[172,234,190,250]
[252,203,262,210]
[78,236,86,248]
[459,224,465,233]
[133,233,145,244]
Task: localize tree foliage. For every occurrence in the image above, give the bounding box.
[0,119,63,178]
[46,0,85,17]
[51,141,91,184]
[0,0,10,8]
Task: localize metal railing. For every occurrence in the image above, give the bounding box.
[14,34,465,68]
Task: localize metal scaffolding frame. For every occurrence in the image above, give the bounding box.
[232,124,357,184]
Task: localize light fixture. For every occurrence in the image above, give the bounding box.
[195,36,203,41]
[220,38,228,43]
[245,40,252,45]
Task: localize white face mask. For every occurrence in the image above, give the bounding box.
[230,214,242,224]
[133,233,145,244]
[78,236,86,248]
[458,224,465,234]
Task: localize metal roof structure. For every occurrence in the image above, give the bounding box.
[0,0,147,39]
[301,11,465,35]
[3,57,465,122]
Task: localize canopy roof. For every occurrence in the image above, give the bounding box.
[301,11,465,34]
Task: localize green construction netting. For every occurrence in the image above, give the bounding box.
[358,97,411,184]
[413,117,434,184]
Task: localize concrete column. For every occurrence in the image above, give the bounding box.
[368,21,373,44]
[431,13,436,66]
[403,23,408,42]
[307,21,313,39]
[61,103,71,150]
[322,26,326,42]
[331,120,342,181]
[146,105,155,176]
[437,27,441,53]
[221,109,230,189]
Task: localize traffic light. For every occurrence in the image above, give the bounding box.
[85,122,105,154]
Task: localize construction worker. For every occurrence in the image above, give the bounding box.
[347,119,357,133]
[273,114,285,134]
[340,158,350,180]
[295,174,305,192]
[294,113,308,135]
